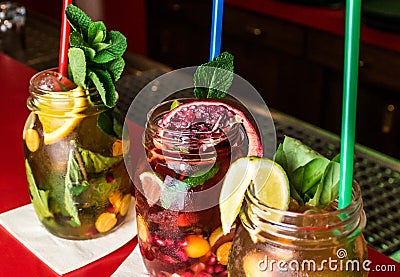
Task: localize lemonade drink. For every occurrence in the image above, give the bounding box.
[220,137,368,276]
[228,182,368,276]
[23,69,132,239]
[22,5,132,239]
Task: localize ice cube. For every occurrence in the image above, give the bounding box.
[34,70,76,92]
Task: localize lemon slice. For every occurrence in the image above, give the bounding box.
[38,86,87,145]
[139,171,164,206]
[219,157,290,234]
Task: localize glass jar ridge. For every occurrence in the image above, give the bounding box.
[242,180,366,246]
[229,181,368,276]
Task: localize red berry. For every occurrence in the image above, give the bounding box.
[106,173,115,182]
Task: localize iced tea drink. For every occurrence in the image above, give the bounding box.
[23,69,133,239]
[228,181,368,276]
[136,98,263,276]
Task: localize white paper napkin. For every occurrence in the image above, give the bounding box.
[0,199,137,275]
[111,244,149,276]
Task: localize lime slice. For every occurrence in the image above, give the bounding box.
[219,157,290,234]
[38,86,87,145]
[139,171,164,205]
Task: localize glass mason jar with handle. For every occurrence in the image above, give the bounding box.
[23,69,133,240]
[229,181,368,276]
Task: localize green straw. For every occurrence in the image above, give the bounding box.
[339,0,362,209]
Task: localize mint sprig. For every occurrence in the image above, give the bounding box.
[194,52,234,99]
[65,4,126,108]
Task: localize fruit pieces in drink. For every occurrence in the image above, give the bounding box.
[158,99,263,158]
[136,98,263,276]
[224,137,367,276]
[24,72,132,239]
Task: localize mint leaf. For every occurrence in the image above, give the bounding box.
[106,57,125,83]
[93,50,118,64]
[88,21,106,45]
[65,4,92,34]
[25,160,53,220]
[68,48,86,87]
[65,150,83,226]
[92,32,127,64]
[97,107,123,139]
[75,144,122,173]
[105,31,127,57]
[93,42,110,53]
[88,68,116,107]
[69,30,87,48]
[65,4,126,108]
[182,163,220,189]
[194,52,234,99]
[170,100,181,110]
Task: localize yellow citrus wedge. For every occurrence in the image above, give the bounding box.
[38,86,87,144]
[219,157,290,234]
[139,171,164,205]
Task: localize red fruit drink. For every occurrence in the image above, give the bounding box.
[135,98,262,276]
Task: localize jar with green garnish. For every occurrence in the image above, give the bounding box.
[22,5,133,239]
[227,137,368,276]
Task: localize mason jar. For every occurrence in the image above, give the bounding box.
[135,98,246,276]
[229,181,368,276]
[23,69,133,240]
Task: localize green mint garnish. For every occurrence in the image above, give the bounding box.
[194,51,234,99]
[25,160,53,220]
[170,99,181,110]
[182,163,220,188]
[274,136,340,207]
[65,4,126,108]
[97,108,123,139]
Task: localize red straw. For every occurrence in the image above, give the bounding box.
[58,0,72,76]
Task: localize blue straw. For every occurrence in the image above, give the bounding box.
[209,0,224,60]
[339,0,362,209]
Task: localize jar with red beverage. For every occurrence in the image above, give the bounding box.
[135,98,249,276]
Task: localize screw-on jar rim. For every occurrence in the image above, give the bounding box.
[241,180,366,244]
[28,68,106,115]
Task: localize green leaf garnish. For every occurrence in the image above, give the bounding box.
[65,4,91,35]
[88,21,106,45]
[194,51,234,99]
[68,48,86,87]
[25,160,53,220]
[182,163,220,189]
[97,108,124,139]
[65,4,126,108]
[274,136,340,207]
[65,150,83,226]
[88,68,116,107]
[170,99,181,110]
[72,144,122,174]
